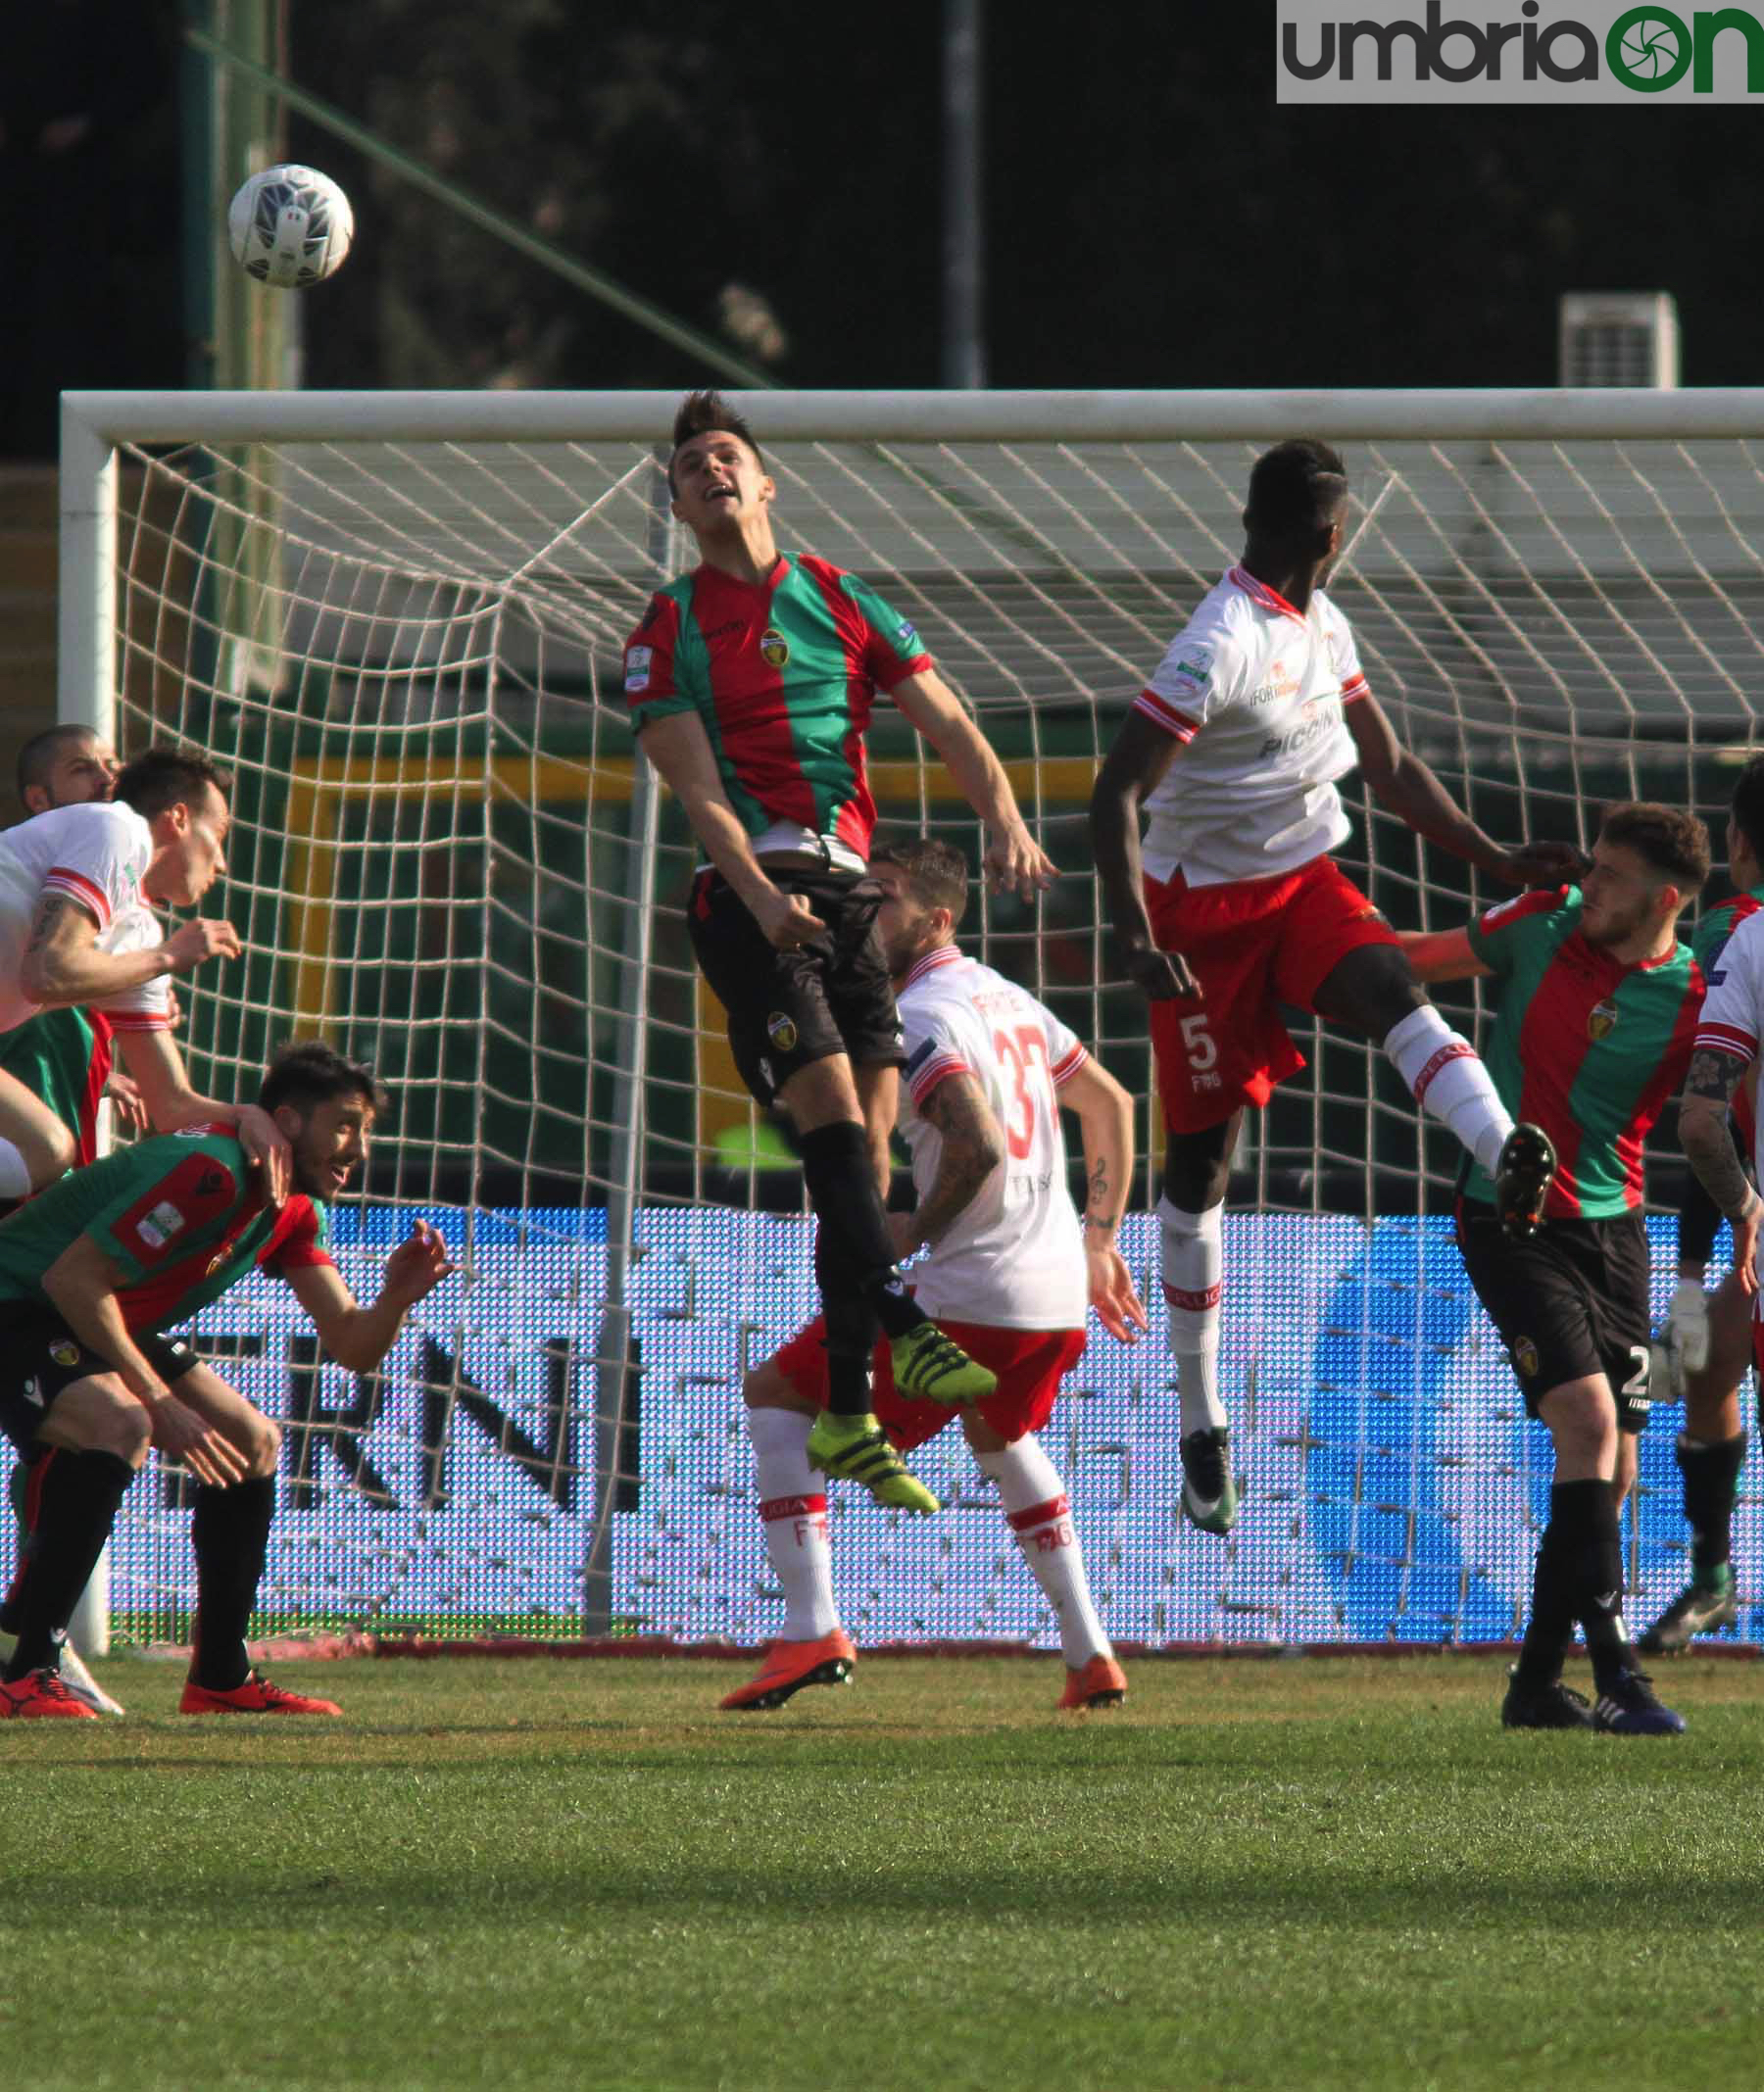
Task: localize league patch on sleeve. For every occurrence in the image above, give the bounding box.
[624,645,653,694]
[896,617,920,651]
[130,1200,187,1253]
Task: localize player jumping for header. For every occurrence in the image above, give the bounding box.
[622,392,1054,1518]
[1090,439,1582,1535]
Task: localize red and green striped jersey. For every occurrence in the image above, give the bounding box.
[0,1005,111,1166]
[0,1125,332,1332]
[621,553,931,860]
[1692,886,1764,972]
[1463,887,1703,1219]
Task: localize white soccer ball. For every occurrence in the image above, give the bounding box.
[227,164,354,289]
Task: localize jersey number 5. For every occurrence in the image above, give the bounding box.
[993,1025,1053,1160]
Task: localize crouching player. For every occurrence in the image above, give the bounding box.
[722,838,1148,1714]
[0,1042,452,1718]
[1404,805,1711,1735]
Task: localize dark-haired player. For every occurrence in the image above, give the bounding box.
[1405,804,1711,1734]
[1644,757,1764,1650]
[722,838,1145,1713]
[622,391,1055,1516]
[0,1043,453,1718]
[0,745,276,1192]
[1091,439,1582,1535]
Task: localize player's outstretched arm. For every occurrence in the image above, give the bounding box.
[1089,712,1199,999]
[18,894,241,1011]
[1680,1047,1762,1295]
[890,670,1054,899]
[39,1235,247,1485]
[1347,697,1587,888]
[1058,1057,1149,1343]
[897,1071,1005,1255]
[282,1220,457,1374]
[1396,927,1494,985]
[636,711,826,949]
[115,1030,293,1205]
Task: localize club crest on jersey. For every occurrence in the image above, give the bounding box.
[760,627,791,669]
[766,1011,799,1053]
[1512,1337,1541,1380]
[1588,997,1619,1042]
[48,1341,80,1370]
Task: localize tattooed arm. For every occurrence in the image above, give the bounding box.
[904,1071,1005,1252]
[1679,1046,1762,1294]
[1056,1054,1149,1343]
[18,892,242,1009]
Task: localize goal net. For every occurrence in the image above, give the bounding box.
[44,390,1764,1652]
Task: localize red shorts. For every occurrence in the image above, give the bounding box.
[771,1317,1087,1452]
[1144,853,1397,1133]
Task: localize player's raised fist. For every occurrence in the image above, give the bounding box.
[983,823,1056,900]
[162,917,243,972]
[1498,840,1592,888]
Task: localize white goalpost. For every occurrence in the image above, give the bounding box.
[45,386,1764,1654]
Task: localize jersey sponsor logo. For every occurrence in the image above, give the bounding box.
[1588,997,1620,1042]
[759,626,791,669]
[48,1340,81,1369]
[1256,699,1341,760]
[1248,659,1303,707]
[132,1200,186,1251]
[623,645,653,694]
[1511,1336,1541,1380]
[765,1010,799,1053]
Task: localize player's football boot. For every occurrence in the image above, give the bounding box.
[1494,1122,1557,1240]
[806,1413,939,1514]
[1592,1668,1686,1736]
[52,1640,124,1718]
[1639,1567,1740,1655]
[890,1321,997,1406]
[1058,1653,1127,1710]
[718,1630,857,1711]
[0,1667,99,1720]
[1500,1667,1594,1730]
[179,1669,342,1717]
[1179,1427,1239,1535]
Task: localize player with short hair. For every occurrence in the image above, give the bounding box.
[0,1042,453,1718]
[1091,439,1582,1536]
[1404,803,1711,1734]
[1640,758,1764,1651]
[624,391,1055,1517]
[720,836,1147,1713]
[17,723,120,813]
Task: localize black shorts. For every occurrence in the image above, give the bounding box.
[1455,1199,1653,1434]
[0,1308,199,1458]
[687,866,906,1107]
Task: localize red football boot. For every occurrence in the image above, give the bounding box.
[180,1669,342,1716]
[0,1668,100,1720]
[1058,1654,1127,1710]
[718,1630,857,1711]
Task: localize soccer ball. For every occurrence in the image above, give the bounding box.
[227,164,354,289]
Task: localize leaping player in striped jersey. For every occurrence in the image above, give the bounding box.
[720,837,1147,1714]
[1090,439,1584,1537]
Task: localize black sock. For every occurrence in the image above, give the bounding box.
[3,1449,133,1680]
[1515,1519,1576,1689]
[815,1228,880,1419]
[799,1121,926,1345]
[190,1477,274,1690]
[1679,1432,1746,1581]
[1552,1478,1638,1693]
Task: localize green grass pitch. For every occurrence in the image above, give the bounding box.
[3,1654,1760,2091]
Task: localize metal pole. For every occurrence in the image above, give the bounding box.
[583,460,670,1635]
[942,0,985,389]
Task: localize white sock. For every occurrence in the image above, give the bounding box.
[1157,1196,1227,1437]
[1383,1004,1512,1178]
[0,1140,31,1200]
[747,1407,840,1641]
[975,1433,1111,1668]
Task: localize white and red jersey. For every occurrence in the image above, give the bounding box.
[0,803,172,1036]
[896,944,1090,1332]
[1693,905,1764,1189]
[1135,565,1371,888]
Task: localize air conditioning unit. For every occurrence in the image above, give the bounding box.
[1558,292,1679,388]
